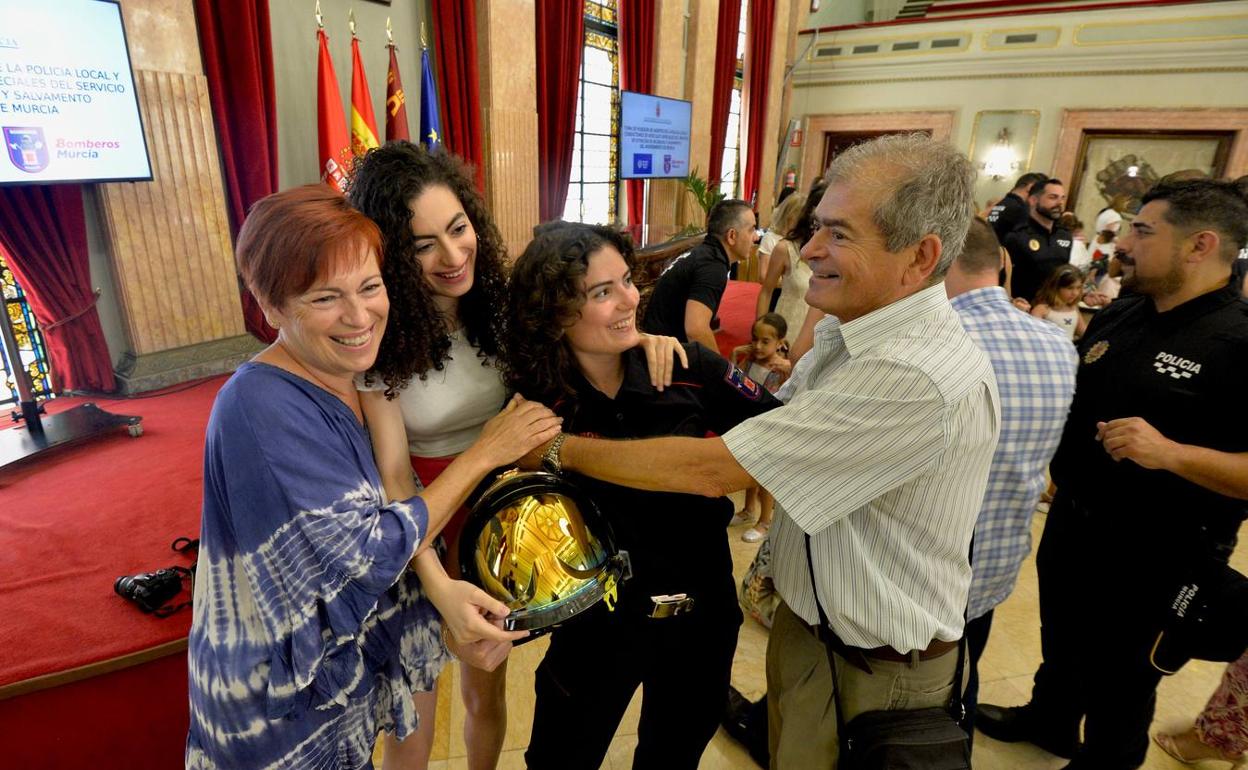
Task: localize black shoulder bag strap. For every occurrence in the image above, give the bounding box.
[803,533,967,755]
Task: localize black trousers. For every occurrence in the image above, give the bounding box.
[1028,493,1174,769]
[525,597,741,770]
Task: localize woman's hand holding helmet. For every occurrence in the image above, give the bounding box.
[469,394,562,469]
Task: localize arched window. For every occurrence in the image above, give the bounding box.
[564,0,620,225]
[719,7,748,198]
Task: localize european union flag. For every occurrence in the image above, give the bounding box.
[420,47,442,151]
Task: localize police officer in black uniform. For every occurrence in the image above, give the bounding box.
[977,179,1248,769]
[986,171,1048,241]
[503,222,780,770]
[644,199,755,351]
[1002,178,1073,303]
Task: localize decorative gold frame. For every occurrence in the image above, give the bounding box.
[806,31,972,62]
[1073,13,1248,47]
[981,26,1062,51]
[967,110,1041,179]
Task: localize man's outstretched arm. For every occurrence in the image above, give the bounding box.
[535,435,756,498]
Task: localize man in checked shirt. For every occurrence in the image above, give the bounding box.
[944,217,1078,743]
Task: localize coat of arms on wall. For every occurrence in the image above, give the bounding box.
[1096,154,1158,213]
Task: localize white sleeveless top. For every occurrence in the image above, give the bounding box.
[358,328,506,457]
[773,240,813,336]
[1044,307,1079,340]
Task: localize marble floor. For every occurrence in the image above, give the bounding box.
[379,500,1248,769]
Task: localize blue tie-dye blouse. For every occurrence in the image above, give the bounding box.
[187,363,448,770]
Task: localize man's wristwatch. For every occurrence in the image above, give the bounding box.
[540,432,568,474]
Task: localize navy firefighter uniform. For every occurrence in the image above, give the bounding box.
[1029,281,1248,768]
[524,343,780,770]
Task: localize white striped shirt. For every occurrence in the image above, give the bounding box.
[723,284,1000,652]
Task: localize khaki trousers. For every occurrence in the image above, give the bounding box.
[766,601,959,768]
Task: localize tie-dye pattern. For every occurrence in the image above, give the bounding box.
[186,363,448,769]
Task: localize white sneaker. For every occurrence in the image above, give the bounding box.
[742,526,768,543]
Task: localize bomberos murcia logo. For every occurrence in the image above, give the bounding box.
[1152,351,1202,380]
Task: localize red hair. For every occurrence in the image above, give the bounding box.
[236,184,384,309]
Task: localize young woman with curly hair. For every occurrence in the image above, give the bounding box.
[347,143,684,769]
[503,223,780,769]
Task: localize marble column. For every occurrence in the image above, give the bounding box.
[476,0,541,259]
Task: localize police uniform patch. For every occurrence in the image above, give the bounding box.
[1083,340,1109,364]
[1029,238,1041,251]
[724,364,762,400]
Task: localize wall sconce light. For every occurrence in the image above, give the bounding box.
[979,128,1021,181]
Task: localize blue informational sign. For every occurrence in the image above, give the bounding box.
[618,91,691,180]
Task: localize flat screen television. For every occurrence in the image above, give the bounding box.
[0,0,152,186]
[618,91,692,181]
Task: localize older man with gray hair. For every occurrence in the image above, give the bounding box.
[526,133,1000,766]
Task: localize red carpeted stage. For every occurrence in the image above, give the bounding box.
[0,280,759,768]
[0,375,224,769]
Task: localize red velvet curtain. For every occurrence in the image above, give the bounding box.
[0,186,116,393]
[433,0,485,191]
[536,0,585,222]
[742,0,775,206]
[707,0,743,187]
[194,0,278,343]
[620,0,655,242]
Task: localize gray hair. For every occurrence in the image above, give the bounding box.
[823,133,976,278]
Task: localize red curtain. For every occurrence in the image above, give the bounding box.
[619,0,655,242]
[536,0,585,222]
[707,0,743,187]
[194,0,278,343]
[433,0,485,191]
[742,0,775,206]
[0,186,116,393]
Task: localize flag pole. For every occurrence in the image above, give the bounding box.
[387,17,394,48]
[348,8,356,38]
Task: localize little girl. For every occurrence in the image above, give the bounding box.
[731,313,791,542]
[1031,265,1088,341]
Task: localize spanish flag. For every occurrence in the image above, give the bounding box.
[316,28,351,192]
[385,44,410,142]
[350,36,380,157]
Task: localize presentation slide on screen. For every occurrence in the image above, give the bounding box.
[0,0,152,185]
[619,92,691,180]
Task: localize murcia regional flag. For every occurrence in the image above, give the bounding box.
[385,44,410,142]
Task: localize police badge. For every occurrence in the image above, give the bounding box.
[1083,340,1109,364]
[1028,238,1041,251]
[4,127,49,174]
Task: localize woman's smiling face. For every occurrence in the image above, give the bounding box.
[407,184,477,314]
[563,246,641,357]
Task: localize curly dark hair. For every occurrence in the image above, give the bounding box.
[502,222,637,406]
[345,141,508,395]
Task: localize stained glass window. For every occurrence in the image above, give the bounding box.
[565,1,620,225]
[720,6,749,198]
[0,249,54,408]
